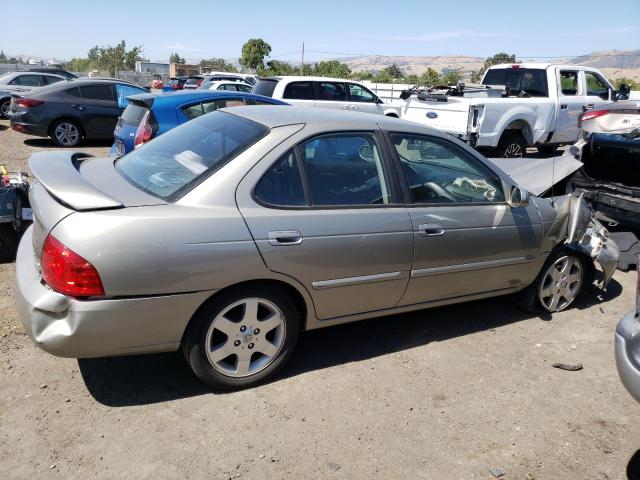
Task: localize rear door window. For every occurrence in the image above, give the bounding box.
[283,81,314,100]
[80,84,115,102]
[317,82,346,101]
[116,111,268,200]
[254,150,306,206]
[560,71,579,96]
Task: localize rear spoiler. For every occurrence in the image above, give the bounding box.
[28,152,123,211]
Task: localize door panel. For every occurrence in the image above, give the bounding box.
[400,204,543,305]
[552,70,584,143]
[236,132,413,319]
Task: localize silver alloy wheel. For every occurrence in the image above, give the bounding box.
[538,255,583,312]
[205,297,286,378]
[53,122,80,146]
[0,101,9,118]
[504,143,523,158]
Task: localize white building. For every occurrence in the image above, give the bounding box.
[135,61,170,75]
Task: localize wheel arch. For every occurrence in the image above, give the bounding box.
[501,119,533,145]
[180,278,312,346]
[47,116,86,139]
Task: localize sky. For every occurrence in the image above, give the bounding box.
[0,0,639,62]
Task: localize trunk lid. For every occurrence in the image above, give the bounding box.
[401,96,472,136]
[28,151,165,259]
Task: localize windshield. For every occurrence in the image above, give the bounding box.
[482,68,549,97]
[115,111,268,200]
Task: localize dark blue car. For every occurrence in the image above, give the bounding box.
[111,90,288,156]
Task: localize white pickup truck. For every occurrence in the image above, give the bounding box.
[400,63,631,157]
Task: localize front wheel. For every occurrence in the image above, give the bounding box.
[182,285,301,390]
[518,248,593,313]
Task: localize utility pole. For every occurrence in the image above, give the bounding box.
[300,42,304,76]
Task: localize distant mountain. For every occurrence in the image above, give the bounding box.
[341,49,640,81]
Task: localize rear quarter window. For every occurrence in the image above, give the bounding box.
[283,81,314,100]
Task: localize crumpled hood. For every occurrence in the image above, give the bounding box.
[486,155,583,196]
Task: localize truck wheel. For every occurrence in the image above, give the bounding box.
[495,131,527,158]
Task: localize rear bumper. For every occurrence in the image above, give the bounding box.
[616,311,640,403]
[9,113,49,137]
[15,226,214,358]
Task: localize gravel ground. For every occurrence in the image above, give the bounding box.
[1,118,639,480]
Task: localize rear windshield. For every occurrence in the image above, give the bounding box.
[482,68,548,97]
[115,111,269,200]
[252,79,278,97]
[120,103,149,126]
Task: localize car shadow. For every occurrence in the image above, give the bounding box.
[78,278,623,407]
[23,138,113,148]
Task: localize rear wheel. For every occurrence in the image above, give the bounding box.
[0,99,10,119]
[50,119,82,147]
[182,285,300,390]
[495,131,527,158]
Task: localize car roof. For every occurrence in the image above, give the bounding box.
[260,76,362,84]
[224,105,439,133]
[1,71,66,80]
[127,90,287,108]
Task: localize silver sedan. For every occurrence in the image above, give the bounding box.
[16,106,618,390]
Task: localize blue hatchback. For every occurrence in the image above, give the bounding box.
[111,90,287,156]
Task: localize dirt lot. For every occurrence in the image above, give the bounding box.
[1,118,639,479]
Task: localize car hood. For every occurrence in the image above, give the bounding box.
[486,155,583,196]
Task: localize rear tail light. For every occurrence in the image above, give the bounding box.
[41,235,105,297]
[134,109,153,148]
[580,109,609,126]
[15,98,44,108]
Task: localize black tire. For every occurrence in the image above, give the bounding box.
[536,145,557,156]
[517,247,594,314]
[49,119,83,147]
[0,99,10,119]
[495,131,527,158]
[0,223,19,263]
[182,284,301,390]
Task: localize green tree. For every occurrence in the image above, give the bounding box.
[66,57,92,72]
[200,58,236,72]
[405,74,420,85]
[260,60,296,76]
[612,77,639,90]
[169,52,185,64]
[313,60,351,78]
[381,63,402,79]
[87,41,143,75]
[240,38,271,71]
[352,70,374,81]
[419,67,441,86]
[476,52,516,80]
[7,57,21,64]
[0,51,6,63]
[441,69,463,85]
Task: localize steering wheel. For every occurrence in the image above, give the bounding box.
[423,182,457,202]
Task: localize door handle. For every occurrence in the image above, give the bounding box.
[560,104,568,110]
[583,104,595,112]
[268,230,303,246]
[418,223,445,236]
[72,104,85,111]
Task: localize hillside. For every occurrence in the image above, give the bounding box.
[342,49,640,82]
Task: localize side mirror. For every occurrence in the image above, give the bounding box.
[616,83,631,101]
[508,185,529,208]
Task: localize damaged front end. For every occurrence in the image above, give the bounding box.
[564,193,619,287]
